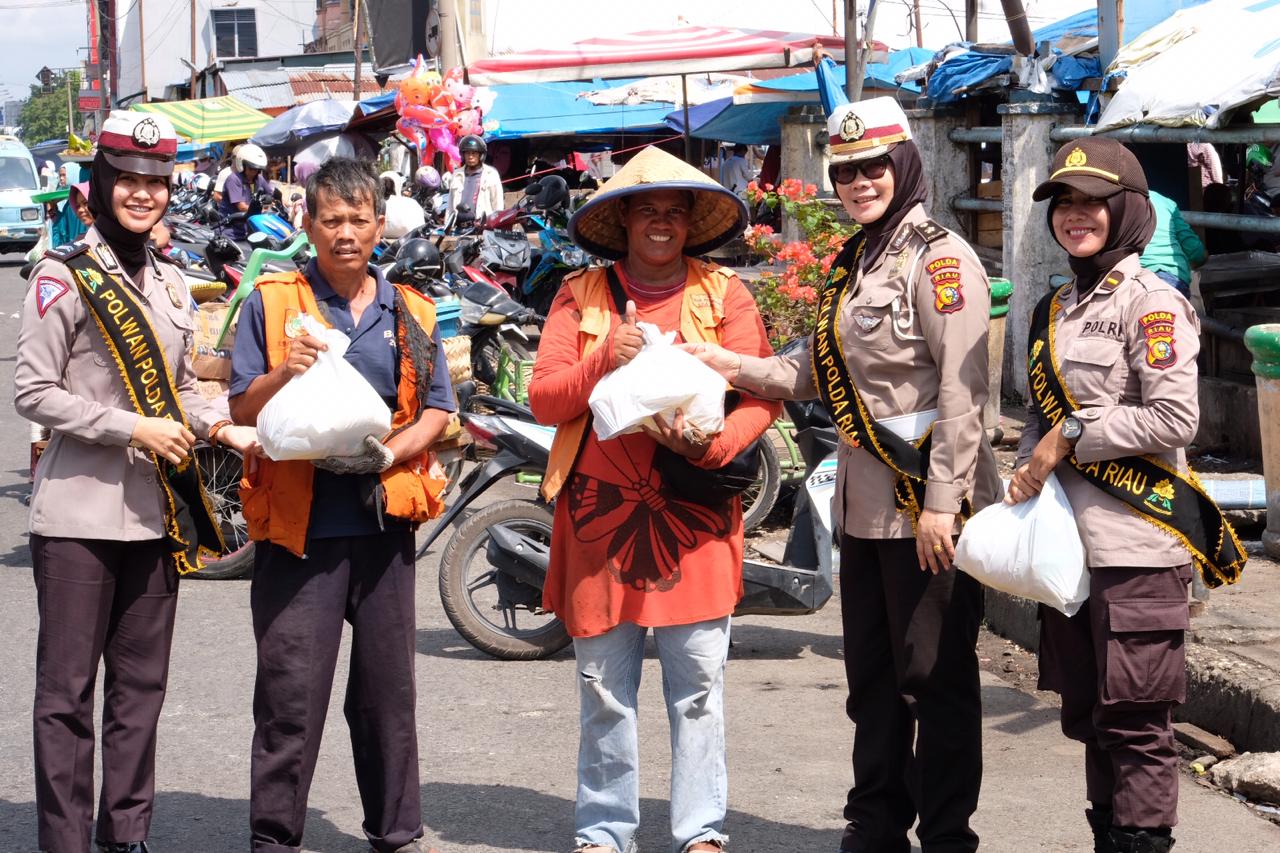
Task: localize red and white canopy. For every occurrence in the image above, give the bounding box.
[468,27,881,85]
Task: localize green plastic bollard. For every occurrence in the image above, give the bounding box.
[1244,324,1280,559]
[215,232,311,349]
[989,276,1014,318]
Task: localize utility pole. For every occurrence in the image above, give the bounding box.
[831,0,838,35]
[851,0,880,101]
[965,0,978,42]
[190,0,197,97]
[138,0,148,102]
[843,0,857,101]
[66,72,74,136]
[352,0,364,100]
[913,0,924,48]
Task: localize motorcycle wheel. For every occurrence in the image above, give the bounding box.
[191,444,255,580]
[438,499,571,660]
[740,439,782,533]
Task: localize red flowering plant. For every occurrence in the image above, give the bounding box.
[743,178,858,347]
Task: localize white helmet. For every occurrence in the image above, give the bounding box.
[236,143,268,172]
[379,169,405,195]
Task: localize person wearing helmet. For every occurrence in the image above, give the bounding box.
[16,109,259,853]
[446,135,503,222]
[211,144,242,204]
[219,142,272,240]
[415,164,441,191]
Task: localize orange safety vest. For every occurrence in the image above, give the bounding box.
[240,270,448,556]
[540,257,734,502]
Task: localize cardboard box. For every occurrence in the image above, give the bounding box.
[192,302,235,381]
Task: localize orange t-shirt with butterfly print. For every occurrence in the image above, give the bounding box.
[528,265,779,638]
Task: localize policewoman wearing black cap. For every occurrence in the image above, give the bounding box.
[685,96,1000,853]
[1008,137,1245,853]
[15,110,258,853]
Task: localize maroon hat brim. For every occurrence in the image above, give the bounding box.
[1032,172,1123,202]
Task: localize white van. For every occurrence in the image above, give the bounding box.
[0,134,44,254]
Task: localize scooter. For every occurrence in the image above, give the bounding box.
[416,397,838,660]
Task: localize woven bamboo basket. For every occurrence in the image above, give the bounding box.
[443,335,472,385]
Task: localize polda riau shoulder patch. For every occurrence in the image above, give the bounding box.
[35,276,70,318]
[1139,309,1177,369]
[926,256,964,313]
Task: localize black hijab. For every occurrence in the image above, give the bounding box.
[854,140,929,269]
[1047,187,1156,294]
[87,150,167,273]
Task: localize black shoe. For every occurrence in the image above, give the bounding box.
[96,842,150,853]
[1086,805,1117,853]
[1109,828,1175,853]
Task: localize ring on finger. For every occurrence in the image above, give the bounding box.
[932,543,944,554]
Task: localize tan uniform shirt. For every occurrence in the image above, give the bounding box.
[738,204,1001,539]
[1017,254,1198,567]
[14,226,221,541]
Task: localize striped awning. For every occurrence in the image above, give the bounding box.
[131,96,271,144]
[467,27,860,85]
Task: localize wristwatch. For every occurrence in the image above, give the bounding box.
[1060,415,1083,444]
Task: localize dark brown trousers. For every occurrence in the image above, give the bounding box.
[249,532,423,853]
[31,535,178,853]
[839,536,984,853]
[1039,564,1192,830]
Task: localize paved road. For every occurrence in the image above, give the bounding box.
[1,257,1278,852]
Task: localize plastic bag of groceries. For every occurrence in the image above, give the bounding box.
[256,315,391,461]
[588,322,726,441]
[954,472,1089,616]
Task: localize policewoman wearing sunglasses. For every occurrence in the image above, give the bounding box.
[686,97,999,853]
[1007,137,1246,853]
[15,111,258,853]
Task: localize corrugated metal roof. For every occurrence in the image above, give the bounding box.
[221,65,395,112]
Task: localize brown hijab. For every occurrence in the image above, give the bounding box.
[1046,188,1155,294]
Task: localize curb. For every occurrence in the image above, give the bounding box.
[982,589,1280,754]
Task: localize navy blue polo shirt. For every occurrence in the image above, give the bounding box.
[230,259,456,539]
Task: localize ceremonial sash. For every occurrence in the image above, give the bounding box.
[810,231,969,530]
[1028,286,1245,587]
[65,252,226,574]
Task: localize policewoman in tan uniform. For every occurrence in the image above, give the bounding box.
[14,111,258,853]
[687,97,1000,853]
[1008,137,1245,853]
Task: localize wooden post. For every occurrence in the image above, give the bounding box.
[681,74,692,163]
[850,0,879,101]
[138,0,148,102]
[65,72,74,137]
[844,0,857,101]
[352,0,364,100]
[913,0,924,48]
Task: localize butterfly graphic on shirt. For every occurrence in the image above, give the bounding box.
[566,439,731,592]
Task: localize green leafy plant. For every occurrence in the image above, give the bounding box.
[744,178,858,348]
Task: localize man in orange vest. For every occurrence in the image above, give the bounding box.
[228,157,453,853]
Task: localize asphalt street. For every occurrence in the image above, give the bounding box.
[1,257,1278,852]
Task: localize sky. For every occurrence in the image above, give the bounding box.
[0,0,1095,119]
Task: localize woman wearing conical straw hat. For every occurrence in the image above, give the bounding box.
[528,145,780,853]
[686,97,1001,852]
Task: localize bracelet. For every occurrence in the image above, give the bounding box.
[207,419,233,447]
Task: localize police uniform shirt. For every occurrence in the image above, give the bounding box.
[230,259,455,539]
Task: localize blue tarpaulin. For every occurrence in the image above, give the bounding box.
[927,0,1211,104]
[357,79,673,140]
[752,49,933,97]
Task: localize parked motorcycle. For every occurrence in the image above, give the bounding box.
[416,396,838,660]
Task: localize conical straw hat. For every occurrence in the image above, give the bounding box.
[568,146,748,261]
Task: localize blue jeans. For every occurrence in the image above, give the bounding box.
[1153,270,1190,297]
[573,617,732,853]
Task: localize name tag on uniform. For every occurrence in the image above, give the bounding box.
[1080,319,1124,341]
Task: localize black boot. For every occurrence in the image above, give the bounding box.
[1109,827,1175,853]
[1085,805,1117,853]
[96,842,150,853]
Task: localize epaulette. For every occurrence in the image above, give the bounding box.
[913,220,950,245]
[887,222,914,253]
[149,245,183,266]
[1100,270,1125,291]
[43,242,89,262]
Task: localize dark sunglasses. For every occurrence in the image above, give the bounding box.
[832,156,892,184]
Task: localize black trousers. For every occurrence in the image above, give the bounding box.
[839,535,984,853]
[249,531,424,853]
[1039,564,1192,830]
[31,535,178,853]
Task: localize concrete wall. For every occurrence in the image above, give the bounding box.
[779,108,827,244]
[115,0,316,102]
[907,108,971,237]
[999,101,1078,400]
